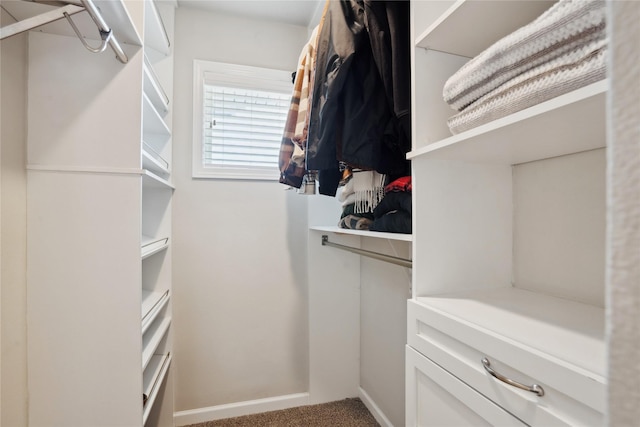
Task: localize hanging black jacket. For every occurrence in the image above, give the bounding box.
[363,0,411,147]
[306,0,411,196]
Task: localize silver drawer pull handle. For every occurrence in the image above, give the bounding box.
[482,357,545,397]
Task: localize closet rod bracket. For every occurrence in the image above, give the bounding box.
[0,3,83,40]
[321,235,412,268]
[63,11,112,54]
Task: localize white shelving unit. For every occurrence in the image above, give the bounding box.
[140,1,174,424]
[142,289,171,333]
[143,317,172,370]
[143,145,171,176]
[407,1,607,426]
[407,80,607,164]
[21,0,176,425]
[143,169,174,189]
[415,0,554,57]
[143,354,173,424]
[1,0,141,46]
[144,0,171,55]
[144,56,170,114]
[310,225,413,242]
[142,235,170,260]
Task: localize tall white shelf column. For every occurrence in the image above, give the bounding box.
[407,1,608,426]
[22,0,176,425]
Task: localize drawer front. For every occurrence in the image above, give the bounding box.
[408,300,604,426]
[406,346,526,427]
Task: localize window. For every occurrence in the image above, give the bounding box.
[192,60,292,180]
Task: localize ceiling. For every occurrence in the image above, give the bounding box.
[177,0,323,27]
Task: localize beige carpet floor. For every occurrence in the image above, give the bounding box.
[184,398,380,427]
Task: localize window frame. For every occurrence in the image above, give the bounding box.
[192,60,292,180]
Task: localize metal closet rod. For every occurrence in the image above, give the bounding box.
[78,0,127,63]
[0,0,128,63]
[321,235,412,268]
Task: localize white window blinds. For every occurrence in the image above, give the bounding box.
[193,60,292,180]
[202,85,289,170]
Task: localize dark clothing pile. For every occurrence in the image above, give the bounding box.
[370,176,411,234]
[338,176,412,234]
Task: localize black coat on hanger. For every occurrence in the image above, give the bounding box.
[306,0,411,196]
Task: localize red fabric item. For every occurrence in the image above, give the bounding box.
[385,176,411,193]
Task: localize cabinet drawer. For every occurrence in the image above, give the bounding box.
[408,300,604,426]
[406,346,526,427]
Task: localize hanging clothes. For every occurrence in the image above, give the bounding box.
[278,1,329,188]
[362,0,411,148]
[305,0,411,196]
[279,0,411,198]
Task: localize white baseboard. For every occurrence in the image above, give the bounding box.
[359,387,393,427]
[174,389,392,426]
[173,392,310,426]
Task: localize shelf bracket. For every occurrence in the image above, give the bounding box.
[321,235,412,268]
[0,3,84,40]
[0,0,128,63]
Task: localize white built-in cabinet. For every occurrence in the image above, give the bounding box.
[22,0,175,425]
[407,1,606,426]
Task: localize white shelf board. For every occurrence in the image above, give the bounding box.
[142,170,174,189]
[415,0,554,57]
[141,235,169,260]
[141,290,170,335]
[415,286,605,379]
[142,317,171,370]
[142,148,170,176]
[408,81,607,165]
[143,58,169,115]
[144,0,170,55]
[142,353,172,425]
[143,93,171,139]
[1,0,141,47]
[310,225,412,242]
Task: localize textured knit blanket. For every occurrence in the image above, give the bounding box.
[447,39,606,135]
[443,0,606,112]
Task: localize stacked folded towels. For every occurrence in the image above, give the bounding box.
[443,0,607,134]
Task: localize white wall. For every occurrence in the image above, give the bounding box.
[360,239,411,427]
[0,8,28,427]
[514,148,606,307]
[172,6,310,411]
